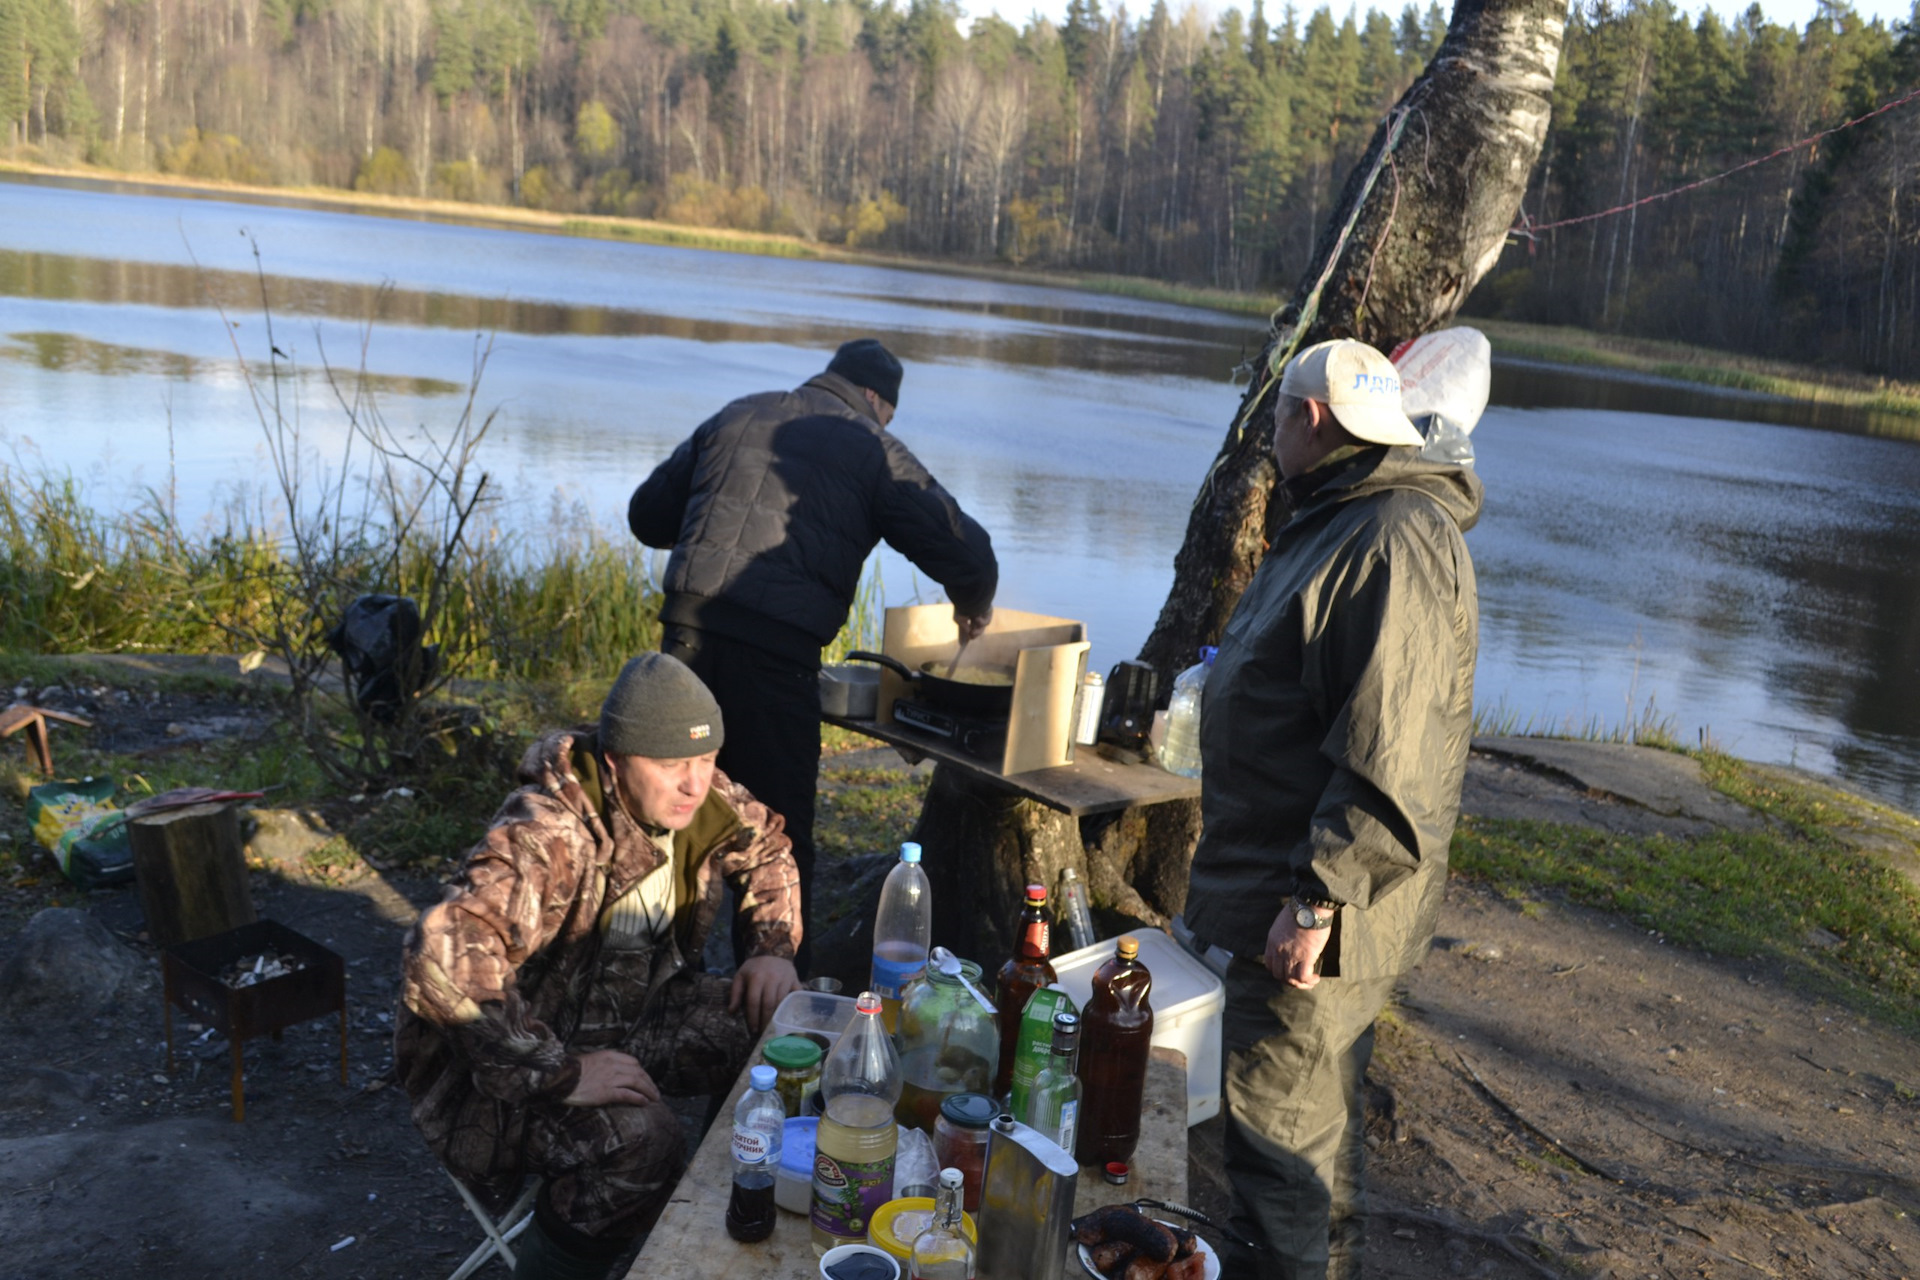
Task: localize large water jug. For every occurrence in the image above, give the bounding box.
[1158,647,1215,779]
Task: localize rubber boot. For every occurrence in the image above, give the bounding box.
[510,1197,629,1280]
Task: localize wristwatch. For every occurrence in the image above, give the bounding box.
[1290,897,1336,930]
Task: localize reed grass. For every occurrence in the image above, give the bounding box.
[0,460,663,682]
[0,459,890,683]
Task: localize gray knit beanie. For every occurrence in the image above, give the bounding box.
[599,653,725,758]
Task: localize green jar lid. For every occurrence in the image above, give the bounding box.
[940,1092,998,1129]
[763,1035,824,1070]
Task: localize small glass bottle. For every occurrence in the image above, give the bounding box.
[725,1064,782,1243]
[909,1166,976,1279]
[1022,1011,1082,1155]
[992,884,1057,1098]
[1057,867,1096,953]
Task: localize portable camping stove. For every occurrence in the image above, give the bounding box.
[892,698,1009,762]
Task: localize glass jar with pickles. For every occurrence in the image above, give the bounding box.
[893,958,998,1134]
[761,1034,824,1118]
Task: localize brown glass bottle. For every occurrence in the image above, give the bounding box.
[1074,934,1154,1166]
[992,883,1057,1099]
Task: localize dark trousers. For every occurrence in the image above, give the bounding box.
[660,623,820,974]
[1220,960,1400,1280]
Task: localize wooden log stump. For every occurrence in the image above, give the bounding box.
[913,764,1178,965]
[129,803,257,948]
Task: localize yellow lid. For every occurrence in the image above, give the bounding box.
[867,1197,979,1261]
[1117,935,1140,960]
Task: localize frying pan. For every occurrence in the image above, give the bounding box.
[844,650,1016,718]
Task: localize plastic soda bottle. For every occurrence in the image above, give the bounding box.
[909,1167,977,1279]
[871,841,932,1033]
[1022,1011,1083,1155]
[1158,647,1215,779]
[1074,936,1154,1165]
[725,1065,783,1242]
[811,991,903,1254]
[991,884,1057,1098]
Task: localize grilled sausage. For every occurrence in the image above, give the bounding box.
[1171,1228,1198,1258]
[1164,1252,1208,1280]
[1069,1206,1179,1262]
[1090,1242,1135,1273]
[1119,1256,1169,1280]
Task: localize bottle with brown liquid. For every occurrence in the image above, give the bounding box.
[1074,935,1153,1166]
[992,884,1056,1099]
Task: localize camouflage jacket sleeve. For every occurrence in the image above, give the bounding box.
[400,790,592,1105]
[712,774,804,961]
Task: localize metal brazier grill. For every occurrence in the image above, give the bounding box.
[162,918,348,1121]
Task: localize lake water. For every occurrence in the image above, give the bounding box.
[6,172,1920,811]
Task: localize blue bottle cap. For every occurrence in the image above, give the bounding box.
[1200,646,1218,665]
[900,842,923,864]
[750,1064,778,1091]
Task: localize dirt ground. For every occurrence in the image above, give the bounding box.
[1,683,1916,1279]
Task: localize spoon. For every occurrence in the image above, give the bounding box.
[943,635,972,679]
[930,945,997,1015]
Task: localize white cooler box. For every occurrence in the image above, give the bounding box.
[1051,928,1224,1126]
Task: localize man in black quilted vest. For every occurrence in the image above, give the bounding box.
[628,339,998,970]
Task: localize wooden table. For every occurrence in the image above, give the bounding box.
[823,714,1200,818]
[628,1048,1190,1279]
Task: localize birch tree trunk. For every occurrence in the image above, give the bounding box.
[911,0,1568,964]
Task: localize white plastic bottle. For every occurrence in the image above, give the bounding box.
[1158,646,1216,779]
[725,1064,784,1242]
[870,841,932,1033]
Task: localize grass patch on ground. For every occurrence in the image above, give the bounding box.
[814,759,929,863]
[1451,754,1920,1035]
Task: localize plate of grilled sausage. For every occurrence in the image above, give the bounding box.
[1071,1204,1218,1280]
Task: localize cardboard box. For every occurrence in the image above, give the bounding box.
[875,605,1089,775]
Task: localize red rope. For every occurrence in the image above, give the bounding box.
[1511,81,1920,240]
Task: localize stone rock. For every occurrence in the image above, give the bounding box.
[0,908,144,1023]
[245,808,338,868]
[4,1065,104,1107]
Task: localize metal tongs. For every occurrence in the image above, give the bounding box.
[1131,1198,1266,1253]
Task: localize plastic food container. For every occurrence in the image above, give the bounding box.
[819,1243,900,1279]
[775,1116,818,1214]
[770,989,857,1053]
[1051,929,1225,1126]
[865,1197,978,1265]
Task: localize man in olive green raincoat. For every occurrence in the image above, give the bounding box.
[1184,338,1481,1280]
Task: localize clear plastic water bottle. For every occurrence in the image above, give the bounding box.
[871,841,932,1033]
[1158,646,1215,779]
[726,1064,783,1242]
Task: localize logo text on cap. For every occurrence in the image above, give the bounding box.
[1351,373,1400,395]
[689,724,711,740]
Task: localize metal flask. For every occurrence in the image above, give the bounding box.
[975,1113,1079,1280]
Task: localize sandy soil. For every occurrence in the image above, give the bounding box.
[1,689,1915,1279]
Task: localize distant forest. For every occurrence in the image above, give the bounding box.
[2,0,1917,376]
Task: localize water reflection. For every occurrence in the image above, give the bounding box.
[0,328,458,395]
[6,172,1920,809]
[1494,360,1919,443]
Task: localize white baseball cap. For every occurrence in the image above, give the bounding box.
[1278,339,1424,447]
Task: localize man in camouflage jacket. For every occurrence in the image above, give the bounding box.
[396,654,802,1278]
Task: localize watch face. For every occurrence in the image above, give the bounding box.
[1295,904,1319,928]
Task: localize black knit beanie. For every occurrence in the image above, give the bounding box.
[826,338,904,408]
[599,653,724,758]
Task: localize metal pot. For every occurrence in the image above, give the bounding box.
[844,650,1015,718]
